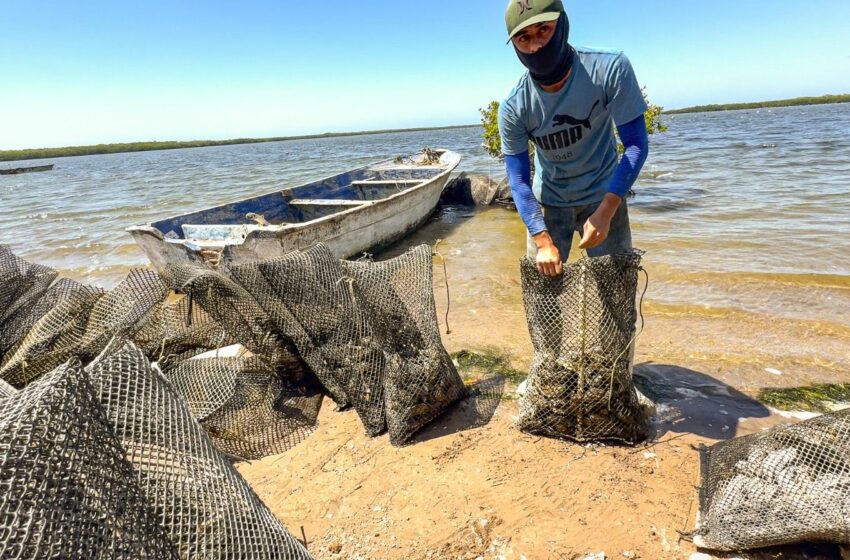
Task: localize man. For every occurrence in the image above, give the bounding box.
[499,0,649,276]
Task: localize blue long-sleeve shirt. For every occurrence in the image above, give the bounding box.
[505,114,649,235]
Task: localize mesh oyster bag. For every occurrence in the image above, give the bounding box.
[232,243,465,444]
[0,245,58,334]
[0,284,104,388]
[693,408,850,551]
[341,245,466,446]
[231,245,385,435]
[132,295,238,367]
[0,267,167,389]
[0,278,91,360]
[516,251,648,444]
[201,356,324,460]
[161,264,287,365]
[86,341,313,559]
[0,359,177,559]
[76,269,168,358]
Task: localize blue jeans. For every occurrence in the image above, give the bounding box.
[526,200,632,261]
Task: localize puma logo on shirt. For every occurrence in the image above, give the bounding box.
[531,99,601,153]
[552,100,600,130]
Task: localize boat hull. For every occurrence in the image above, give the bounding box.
[0,164,54,175]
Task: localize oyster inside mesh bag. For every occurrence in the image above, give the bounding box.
[693,408,850,551]
[239,244,387,436]
[201,356,324,461]
[0,359,177,560]
[516,251,648,444]
[341,245,467,446]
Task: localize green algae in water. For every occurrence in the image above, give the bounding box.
[758,384,850,413]
[451,348,526,385]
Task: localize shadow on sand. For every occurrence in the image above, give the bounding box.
[413,375,506,444]
[633,362,772,441]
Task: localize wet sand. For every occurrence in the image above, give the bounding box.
[238,205,850,560]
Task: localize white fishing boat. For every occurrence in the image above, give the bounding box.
[128,149,461,271]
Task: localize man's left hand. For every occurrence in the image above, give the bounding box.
[578,193,622,250]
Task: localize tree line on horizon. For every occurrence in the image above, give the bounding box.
[3,93,846,163]
[0,125,479,163]
[665,93,850,115]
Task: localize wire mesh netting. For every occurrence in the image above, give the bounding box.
[200,356,324,461]
[516,251,648,444]
[86,341,313,559]
[0,277,90,360]
[77,269,168,358]
[231,244,385,435]
[0,359,178,560]
[161,357,241,420]
[161,264,286,366]
[0,245,58,336]
[132,295,238,367]
[151,264,324,457]
[231,243,466,445]
[0,268,167,389]
[0,378,17,399]
[0,246,324,461]
[0,284,104,388]
[693,408,850,551]
[340,246,466,446]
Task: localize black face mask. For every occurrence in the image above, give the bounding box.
[513,13,574,86]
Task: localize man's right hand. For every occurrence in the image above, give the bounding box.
[533,231,562,276]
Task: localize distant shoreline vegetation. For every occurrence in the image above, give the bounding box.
[0,124,481,163]
[666,93,850,115]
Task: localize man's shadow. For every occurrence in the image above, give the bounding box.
[633,362,771,440]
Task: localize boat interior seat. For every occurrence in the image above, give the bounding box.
[288,199,366,207]
[288,198,368,221]
[347,179,423,201]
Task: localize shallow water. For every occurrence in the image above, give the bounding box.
[1,104,849,340]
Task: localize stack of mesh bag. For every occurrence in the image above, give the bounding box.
[0,250,167,389]
[517,251,648,444]
[231,243,467,445]
[693,408,850,551]
[0,247,323,461]
[0,345,314,559]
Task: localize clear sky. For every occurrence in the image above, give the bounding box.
[2,0,849,150]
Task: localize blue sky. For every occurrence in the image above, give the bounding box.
[2,0,849,149]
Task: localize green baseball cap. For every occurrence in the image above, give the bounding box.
[505,0,564,42]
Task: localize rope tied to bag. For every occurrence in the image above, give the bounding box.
[432,239,451,335]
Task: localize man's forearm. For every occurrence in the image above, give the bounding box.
[608,115,649,198]
[596,192,622,218]
[504,152,546,235]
